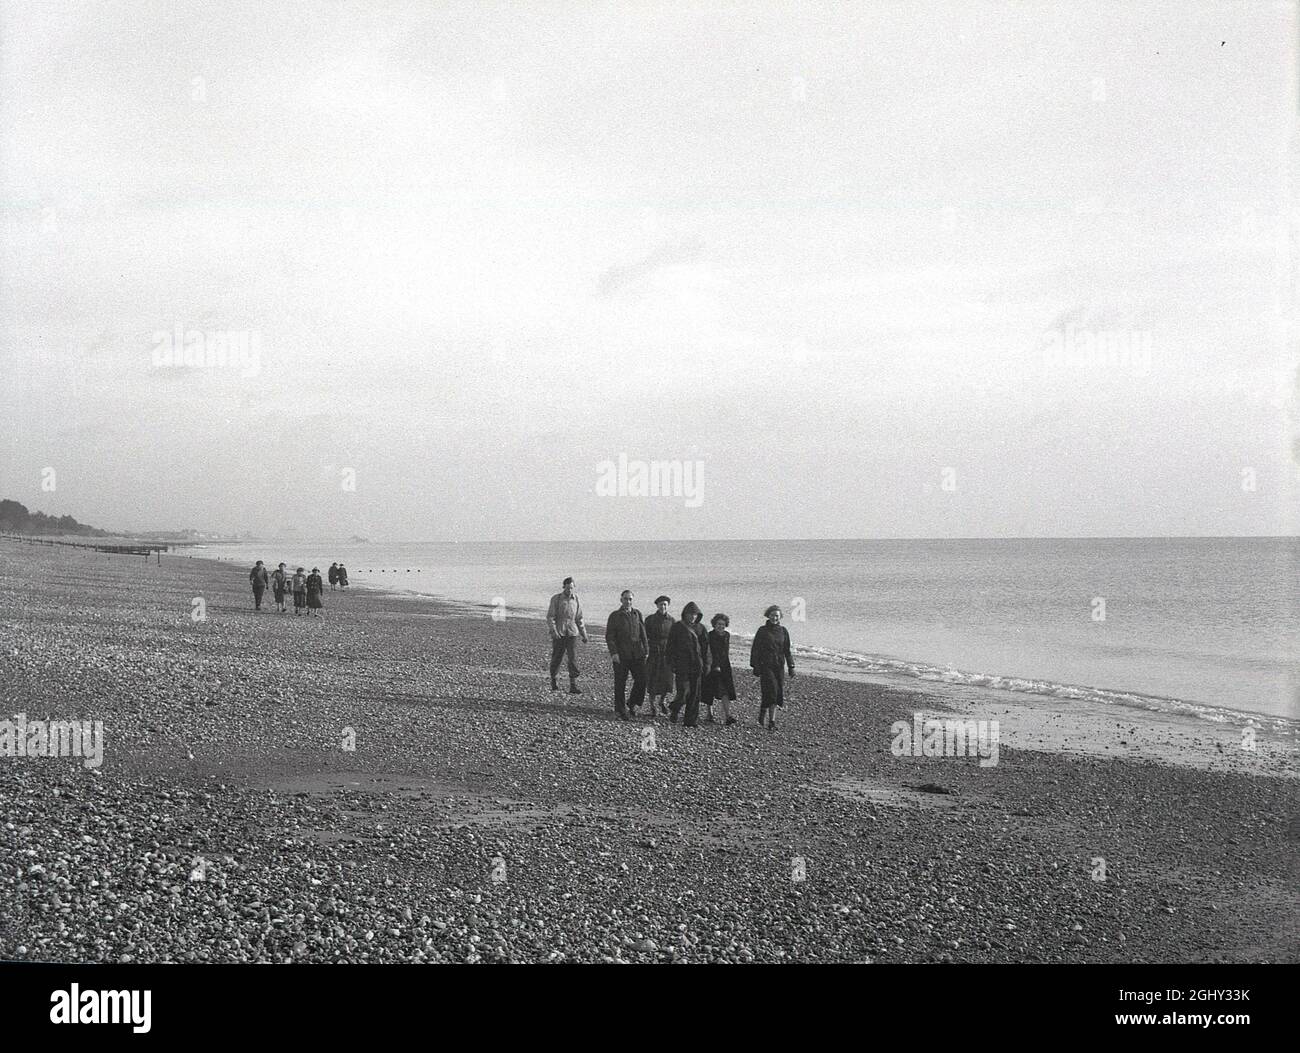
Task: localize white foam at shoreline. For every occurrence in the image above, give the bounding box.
[795,644,1298,732]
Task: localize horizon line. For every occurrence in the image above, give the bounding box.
[183,533,1300,544]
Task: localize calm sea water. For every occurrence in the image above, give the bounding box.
[201,538,1299,723]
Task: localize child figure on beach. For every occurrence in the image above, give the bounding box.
[306,567,325,617]
[271,562,289,613]
[705,613,737,725]
[292,567,307,616]
[337,564,348,588]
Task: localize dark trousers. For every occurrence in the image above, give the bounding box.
[549,635,580,681]
[252,584,265,609]
[613,657,646,712]
[671,668,702,726]
[758,666,786,709]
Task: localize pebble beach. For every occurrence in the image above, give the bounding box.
[1,540,1296,964]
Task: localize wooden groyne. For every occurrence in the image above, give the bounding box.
[0,533,193,561]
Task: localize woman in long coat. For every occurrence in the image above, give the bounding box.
[668,600,711,728]
[705,613,737,725]
[306,567,325,617]
[750,604,795,731]
[644,595,675,715]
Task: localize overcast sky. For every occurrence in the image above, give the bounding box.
[1,0,1296,540]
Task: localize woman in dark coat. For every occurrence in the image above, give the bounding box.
[705,613,737,725]
[328,563,340,591]
[667,600,711,728]
[306,567,325,617]
[644,596,675,715]
[750,604,795,731]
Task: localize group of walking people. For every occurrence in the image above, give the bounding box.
[546,577,796,731]
[248,560,349,615]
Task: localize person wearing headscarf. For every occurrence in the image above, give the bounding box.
[668,600,711,727]
[643,596,675,716]
[750,604,795,731]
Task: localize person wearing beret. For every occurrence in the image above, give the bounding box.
[643,595,675,716]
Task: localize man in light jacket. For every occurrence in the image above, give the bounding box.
[547,576,588,694]
[605,589,649,720]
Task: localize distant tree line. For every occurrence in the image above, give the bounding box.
[0,500,109,537]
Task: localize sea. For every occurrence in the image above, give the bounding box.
[199,537,1299,726]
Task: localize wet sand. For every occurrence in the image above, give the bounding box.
[1,539,1296,963]
[807,664,1298,776]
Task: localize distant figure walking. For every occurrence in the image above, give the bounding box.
[271,562,289,613]
[249,560,269,611]
[547,577,588,694]
[605,589,649,720]
[337,563,349,588]
[292,567,307,616]
[328,563,340,591]
[668,601,711,727]
[705,613,737,725]
[750,605,795,732]
[644,596,675,715]
[306,567,325,617]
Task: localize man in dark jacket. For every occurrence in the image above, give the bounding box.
[249,560,269,611]
[605,589,649,720]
